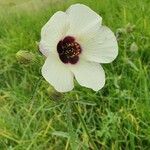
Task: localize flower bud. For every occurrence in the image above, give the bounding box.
[116,28,126,40]
[130,42,138,52]
[16,50,35,64]
[47,86,63,100]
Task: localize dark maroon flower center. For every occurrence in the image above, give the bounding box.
[57,36,82,64]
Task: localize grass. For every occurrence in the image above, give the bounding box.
[0,0,150,149]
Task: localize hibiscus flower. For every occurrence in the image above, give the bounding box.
[40,4,118,92]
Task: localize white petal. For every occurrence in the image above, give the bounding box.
[39,41,50,57]
[40,11,69,56]
[66,4,102,39]
[42,53,74,92]
[69,59,105,91]
[81,26,118,63]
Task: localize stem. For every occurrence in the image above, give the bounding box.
[72,102,98,150]
[66,101,78,150]
[29,76,43,112]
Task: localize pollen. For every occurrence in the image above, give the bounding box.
[57,36,82,64]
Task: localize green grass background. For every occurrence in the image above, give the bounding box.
[0,0,150,149]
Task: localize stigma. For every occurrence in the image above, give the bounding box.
[57,36,82,64]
